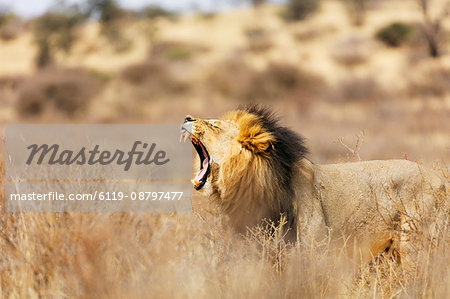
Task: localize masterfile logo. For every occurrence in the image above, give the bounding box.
[5,124,192,212]
[25,141,170,171]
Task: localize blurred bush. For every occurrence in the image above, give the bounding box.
[209,60,324,101]
[376,22,414,47]
[281,0,320,22]
[88,0,123,22]
[150,41,208,61]
[0,11,24,41]
[196,12,217,20]
[331,37,372,67]
[244,27,273,53]
[121,61,190,98]
[250,0,266,7]
[409,67,450,98]
[121,61,164,84]
[16,68,105,117]
[136,5,177,20]
[32,6,86,68]
[332,76,383,102]
[294,28,320,42]
[165,45,192,61]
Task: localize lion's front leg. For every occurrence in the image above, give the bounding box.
[294,197,330,248]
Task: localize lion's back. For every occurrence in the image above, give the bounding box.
[312,159,446,234]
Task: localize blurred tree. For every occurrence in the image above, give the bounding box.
[418,0,449,57]
[281,0,320,21]
[87,0,122,23]
[0,8,12,27]
[137,5,176,20]
[251,0,266,7]
[87,0,132,52]
[234,0,267,8]
[32,5,86,68]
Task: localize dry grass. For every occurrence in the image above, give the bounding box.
[1,157,448,298]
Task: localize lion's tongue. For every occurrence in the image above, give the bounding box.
[194,157,209,181]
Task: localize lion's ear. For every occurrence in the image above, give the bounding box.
[237,125,275,154]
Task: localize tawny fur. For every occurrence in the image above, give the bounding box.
[186,106,448,263]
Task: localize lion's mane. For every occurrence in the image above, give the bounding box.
[214,105,307,234]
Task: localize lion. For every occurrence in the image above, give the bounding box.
[180,105,448,263]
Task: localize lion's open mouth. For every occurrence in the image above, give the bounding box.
[180,129,210,190]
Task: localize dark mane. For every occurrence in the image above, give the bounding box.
[239,104,308,236]
[241,103,308,164]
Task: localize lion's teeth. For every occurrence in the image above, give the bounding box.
[180,130,193,143]
[191,179,200,186]
[180,129,186,143]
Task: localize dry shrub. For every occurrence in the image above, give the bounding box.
[0,75,23,89]
[293,25,337,43]
[136,5,177,20]
[207,58,255,98]
[280,0,320,22]
[244,27,273,53]
[293,29,318,42]
[197,12,217,20]
[255,63,324,99]
[150,41,208,61]
[209,59,324,101]
[341,0,381,27]
[408,67,450,98]
[16,68,104,118]
[375,22,414,47]
[120,61,190,97]
[121,61,164,84]
[331,37,372,67]
[0,14,24,41]
[331,75,384,102]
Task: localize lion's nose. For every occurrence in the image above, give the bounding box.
[184,115,194,123]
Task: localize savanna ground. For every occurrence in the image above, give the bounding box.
[0,0,449,297]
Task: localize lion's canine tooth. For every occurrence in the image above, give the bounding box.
[191,179,200,186]
[183,133,190,143]
[180,129,187,143]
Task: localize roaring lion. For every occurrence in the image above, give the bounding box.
[180,105,448,263]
